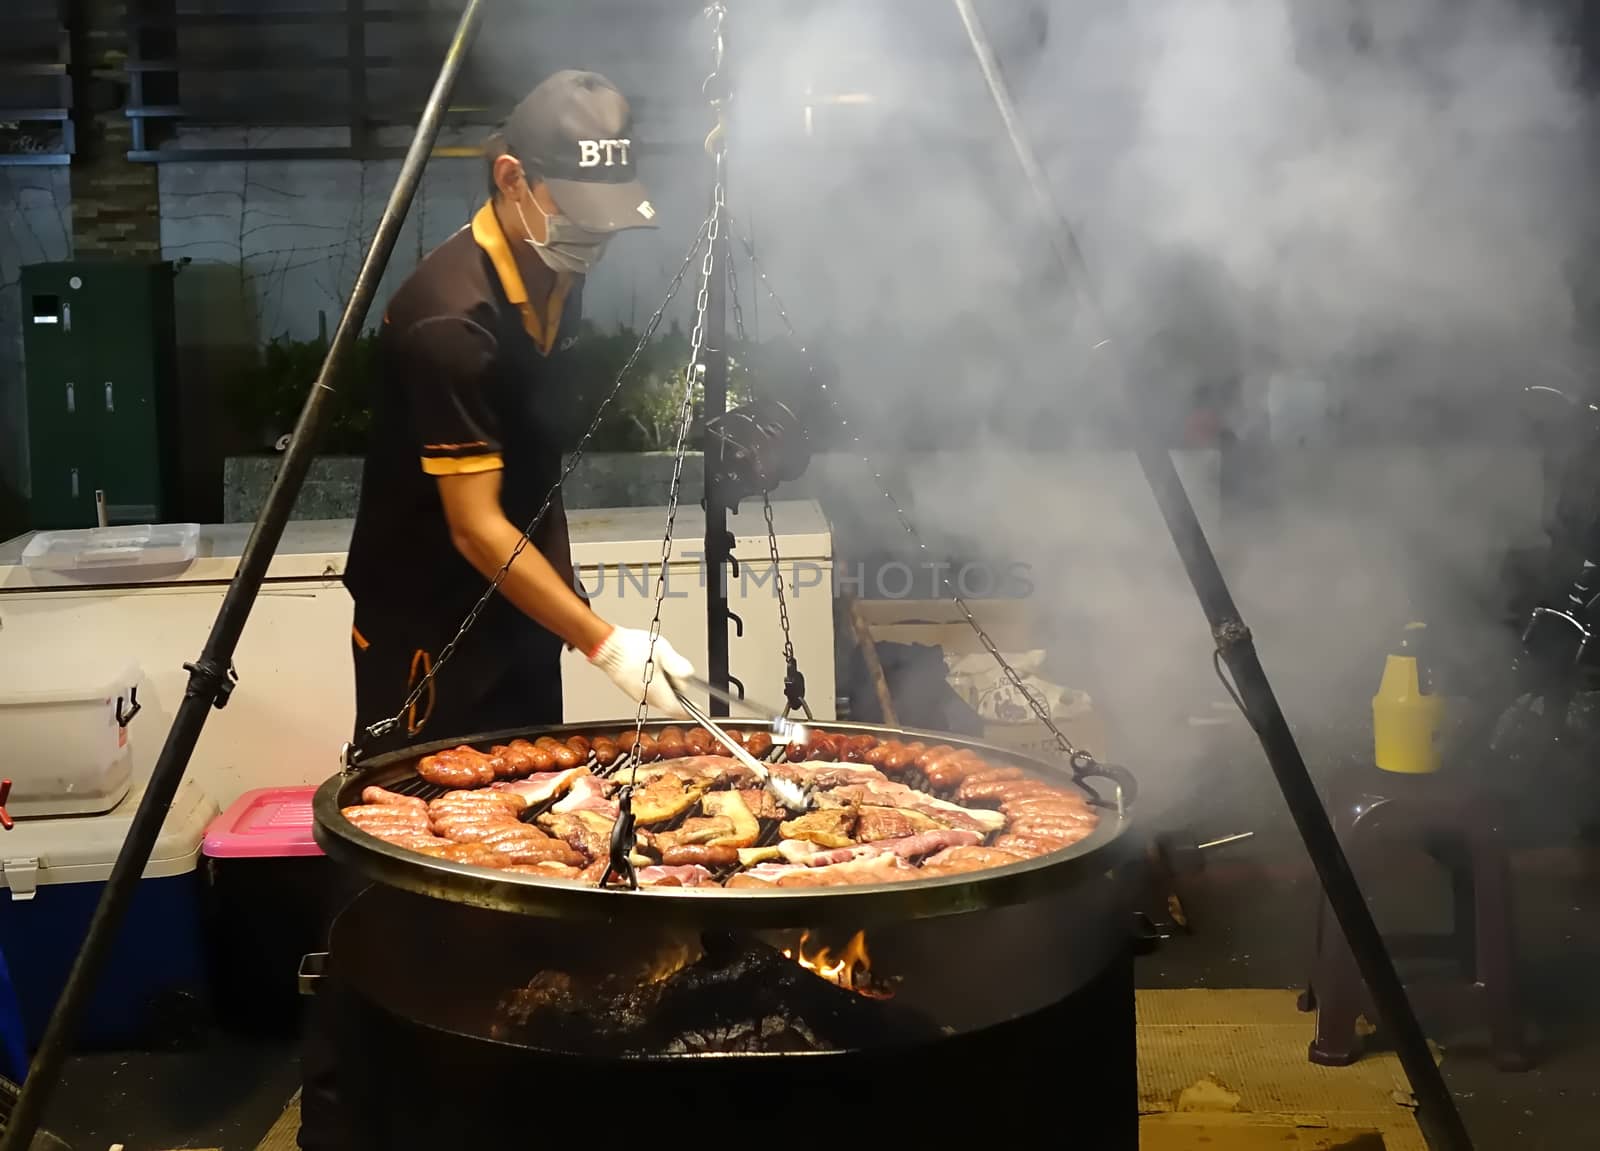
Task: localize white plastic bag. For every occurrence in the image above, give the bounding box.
[944,649,1082,724]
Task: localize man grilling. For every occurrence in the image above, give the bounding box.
[343,69,695,752]
[301,71,693,1151]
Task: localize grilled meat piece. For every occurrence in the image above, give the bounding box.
[654,816,737,851]
[920,845,1029,874]
[636,864,713,887]
[854,805,941,842]
[630,772,712,824]
[737,788,787,822]
[817,780,1006,834]
[659,844,739,867]
[538,810,613,858]
[777,828,981,868]
[493,768,586,808]
[778,806,859,849]
[700,790,759,847]
[552,774,617,816]
[729,852,913,888]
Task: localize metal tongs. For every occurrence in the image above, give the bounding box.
[667,673,814,813]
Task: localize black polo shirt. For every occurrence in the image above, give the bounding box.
[344,201,586,713]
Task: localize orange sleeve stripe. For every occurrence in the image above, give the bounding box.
[420,452,504,476]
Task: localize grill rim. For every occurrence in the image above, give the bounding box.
[313,719,1135,928]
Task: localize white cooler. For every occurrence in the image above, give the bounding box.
[0,659,140,819]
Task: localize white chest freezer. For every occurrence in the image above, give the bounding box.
[0,502,834,810]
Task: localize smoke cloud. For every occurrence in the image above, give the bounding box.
[560,0,1599,833]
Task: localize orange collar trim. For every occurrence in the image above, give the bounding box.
[471,201,569,356]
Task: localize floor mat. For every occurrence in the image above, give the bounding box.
[1138,989,1427,1150]
[242,991,1427,1151]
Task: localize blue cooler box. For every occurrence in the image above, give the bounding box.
[0,779,217,1050]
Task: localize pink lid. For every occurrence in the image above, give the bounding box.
[203,786,324,859]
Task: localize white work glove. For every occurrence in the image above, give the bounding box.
[588,626,695,718]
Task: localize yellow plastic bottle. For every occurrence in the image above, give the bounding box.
[1372,621,1443,774]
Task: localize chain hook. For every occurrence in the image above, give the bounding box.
[702,2,730,157]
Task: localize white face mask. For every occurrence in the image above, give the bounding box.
[516,197,609,276]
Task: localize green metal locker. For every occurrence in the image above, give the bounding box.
[21,260,178,529]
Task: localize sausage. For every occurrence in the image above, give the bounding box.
[954,767,1026,799]
[922,758,972,791]
[342,808,430,834]
[1000,795,1094,817]
[991,832,1067,854]
[685,727,713,755]
[566,735,592,759]
[864,741,895,768]
[492,742,532,775]
[915,744,956,770]
[884,741,924,773]
[838,734,876,763]
[656,727,687,758]
[784,735,807,762]
[382,832,456,852]
[498,838,585,867]
[743,731,774,759]
[417,752,493,788]
[1007,813,1095,837]
[504,739,554,773]
[504,861,582,878]
[474,824,550,849]
[433,820,521,845]
[924,751,986,790]
[632,732,661,762]
[427,790,523,814]
[660,843,739,868]
[536,736,581,769]
[360,786,428,811]
[804,733,840,761]
[592,737,620,767]
[420,843,514,868]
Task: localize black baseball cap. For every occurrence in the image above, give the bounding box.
[501,70,658,233]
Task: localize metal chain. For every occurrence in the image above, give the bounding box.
[358,213,714,754]
[726,235,807,717]
[604,4,731,885]
[725,214,1088,767]
[624,184,721,779]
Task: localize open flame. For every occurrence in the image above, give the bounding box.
[782,930,893,998]
[638,939,699,984]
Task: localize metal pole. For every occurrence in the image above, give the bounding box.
[949,3,1472,1149]
[702,5,733,716]
[704,147,733,717]
[0,2,490,1145]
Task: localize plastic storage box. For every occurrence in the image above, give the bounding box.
[202,786,331,1036]
[20,523,200,571]
[0,779,217,1050]
[0,659,140,819]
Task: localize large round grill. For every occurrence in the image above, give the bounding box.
[313,720,1136,928]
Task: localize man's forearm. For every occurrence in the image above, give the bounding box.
[452,518,610,654]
